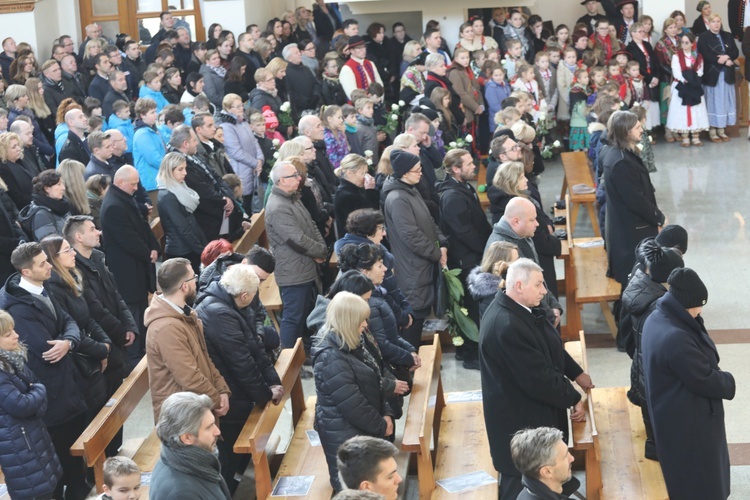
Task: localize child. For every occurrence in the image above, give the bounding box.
[557,47,578,129]
[249,112,275,206]
[502,39,524,80]
[84,97,109,132]
[484,62,511,132]
[223,173,254,225]
[534,51,558,115]
[97,456,141,500]
[511,63,543,115]
[581,49,598,69]
[367,82,388,127]
[262,106,284,144]
[321,104,349,169]
[630,104,656,172]
[471,49,488,82]
[620,61,654,129]
[88,114,104,133]
[498,106,522,129]
[614,49,631,72]
[547,47,562,68]
[430,87,459,144]
[588,66,608,104]
[509,91,535,125]
[503,10,533,61]
[607,58,625,86]
[569,67,592,151]
[487,49,500,63]
[157,104,184,144]
[138,69,170,113]
[341,104,363,156]
[108,100,134,153]
[666,33,709,147]
[355,97,380,164]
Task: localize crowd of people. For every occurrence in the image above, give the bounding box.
[0,0,742,499]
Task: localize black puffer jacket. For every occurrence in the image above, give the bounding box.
[157,189,208,257]
[621,268,666,407]
[312,331,392,491]
[467,266,503,320]
[195,281,280,424]
[368,288,415,368]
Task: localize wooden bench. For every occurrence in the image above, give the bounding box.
[233,338,306,499]
[560,151,600,237]
[259,273,282,331]
[232,209,268,254]
[403,334,498,499]
[150,217,164,254]
[70,357,159,496]
[477,163,490,210]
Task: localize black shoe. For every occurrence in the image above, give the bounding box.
[462,358,480,370]
[300,367,314,379]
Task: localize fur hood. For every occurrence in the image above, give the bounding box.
[467,266,503,299]
[588,121,607,134]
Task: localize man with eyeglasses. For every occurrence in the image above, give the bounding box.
[265,161,327,349]
[145,257,231,420]
[486,133,523,211]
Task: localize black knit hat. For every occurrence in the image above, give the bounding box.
[655,225,688,254]
[667,268,708,309]
[390,149,420,178]
[639,240,684,283]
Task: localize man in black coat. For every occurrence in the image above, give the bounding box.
[10,120,46,178]
[102,70,131,120]
[479,258,591,500]
[283,44,321,121]
[100,166,160,370]
[58,109,91,165]
[40,60,71,117]
[88,54,113,103]
[60,55,87,104]
[233,33,260,94]
[577,0,607,36]
[193,113,234,178]
[642,268,735,500]
[195,265,282,494]
[601,0,638,44]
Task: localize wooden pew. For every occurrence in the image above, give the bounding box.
[232,210,268,254]
[233,338,306,500]
[477,163,490,210]
[402,334,498,499]
[560,152,600,237]
[70,357,159,496]
[259,273,282,331]
[150,217,164,254]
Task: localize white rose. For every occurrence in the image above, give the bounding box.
[538,112,547,121]
[273,151,280,159]
[366,158,373,166]
[636,143,644,151]
[398,100,405,107]
[391,114,398,120]
[465,134,473,143]
[272,138,281,147]
[452,336,465,347]
[364,150,373,157]
[280,102,290,112]
[553,140,561,148]
[449,141,457,148]
[391,103,399,111]
[648,136,653,142]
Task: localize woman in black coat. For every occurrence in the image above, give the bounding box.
[41,236,112,416]
[0,131,33,210]
[424,54,466,127]
[0,311,62,500]
[312,291,394,492]
[0,182,26,284]
[22,169,71,241]
[642,268,735,500]
[333,154,379,237]
[156,152,208,274]
[602,111,665,286]
[195,267,282,494]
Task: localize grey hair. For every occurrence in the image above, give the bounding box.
[405,112,429,132]
[505,258,543,289]
[425,53,445,70]
[220,264,260,297]
[169,124,194,149]
[278,140,305,161]
[270,160,293,183]
[156,391,213,448]
[510,427,564,480]
[281,43,297,60]
[297,114,319,136]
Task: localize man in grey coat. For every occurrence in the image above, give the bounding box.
[265,161,327,348]
[485,197,563,326]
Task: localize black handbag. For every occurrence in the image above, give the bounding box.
[71,331,101,378]
[433,264,448,317]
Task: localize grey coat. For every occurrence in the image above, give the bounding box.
[381,176,447,311]
[265,186,327,287]
[149,455,231,500]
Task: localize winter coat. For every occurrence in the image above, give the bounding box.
[697,29,739,87]
[58,130,91,166]
[100,184,160,303]
[199,65,226,109]
[312,331,391,490]
[0,160,34,211]
[0,353,62,498]
[333,178,380,238]
[368,288,415,368]
[8,108,54,158]
[45,270,111,412]
[425,71,466,125]
[195,281,280,424]
[447,65,485,123]
[320,75,347,106]
[467,266,503,320]
[182,150,235,242]
[102,88,131,119]
[0,192,25,284]
[248,87,282,116]
[437,176,492,271]
[157,189,207,257]
[149,454,231,500]
[144,294,231,420]
[642,293,735,500]
[132,121,166,191]
[625,41,661,99]
[517,475,577,499]
[265,186,327,287]
[88,74,111,103]
[285,62,321,119]
[23,194,70,241]
[479,291,582,475]
[196,139,233,179]
[381,176,447,311]
[602,147,664,284]
[485,80,512,132]
[216,112,264,197]
[313,139,339,195]
[0,273,87,427]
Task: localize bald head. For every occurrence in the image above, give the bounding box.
[108,129,127,156]
[113,165,140,195]
[503,197,539,239]
[9,120,32,147]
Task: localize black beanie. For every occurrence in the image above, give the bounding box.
[390,149,420,178]
[655,225,688,254]
[638,240,684,283]
[667,268,707,309]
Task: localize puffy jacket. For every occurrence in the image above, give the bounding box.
[215,111,263,196]
[108,114,135,153]
[199,64,226,109]
[312,331,391,490]
[132,120,166,191]
[157,189,207,257]
[248,87,282,116]
[368,288,415,367]
[467,266,503,320]
[195,281,280,423]
[19,196,70,242]
[138,84,170,113]
[0,353,62,499]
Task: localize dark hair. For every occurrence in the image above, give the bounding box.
[157,257,193,294]
[338,243,384,272]
[342,19,359,30]
[679,31,696,44]
[191,41,207,53]
[191,112,212,130]
[11,242,44,272]
[104,44,119,57]
[95,53,109,68]
[392,22,405,31]
[207,23,222,43]
[266,18,282,34]
[32,169,62,195]
[63,214,95,243]
[246,245,276,274]
[83,97,102,117]
[164,30,179,41]
[345,208,385,237]
[367,23,386,39]
[123,40,138,53]
[337,436,399,489]
[161,104,184,126]
[185,72,203,91]
[423,27,440,40]
[115,34,130,52]
[528,15,543,27]
[607,110,640,151]
[501,96,520,109]
[226,57,247,82]
[326,270,375,298]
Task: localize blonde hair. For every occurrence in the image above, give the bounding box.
[24,78,51,119]
[324,291,370,350]
[58,159,90,215]
[0,309,25,357]
[376,145,394,176]
[221,92,242,111]
[392,133,417,150]
[403,40,421,62]
[337,153,368,178]
[156,152,188,189]
[493,161,527,197]
[481,241,519,285]
[510,121,536,143]
[0,132,21,163]
[266,57,288,77]
[278,140,305,160]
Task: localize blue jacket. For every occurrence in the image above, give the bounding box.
[133,120,165,191]
[157,123,173,145]
[108,114,135,153]
[0,353,62,498]
[54,124,69,166]
[138,85,170,113]
[484,79,511,132]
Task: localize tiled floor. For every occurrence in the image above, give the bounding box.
[107,134,750,498]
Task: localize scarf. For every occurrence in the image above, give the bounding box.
[41,75,64,93]
[208,64,226,79]
[562,61,577,73]
[345,123,357,134]
[356,115,374,127]
[158,179,200,213]
[160,444,231,499]
[0,349,26,372]
[505,24,529,53]
[32,193,70,216]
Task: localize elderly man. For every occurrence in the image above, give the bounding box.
[60,54,86,103]
[100,166,160,369]
[283,44,320,119]
[479,258,592,499]
[150,392,231,498]
[10,119,46,177]
[298,114,337,195]
[58,108,91,165]
[79,23,102,55]
[511,427,578,499]
[337,436,402,500]
[265,161,327,348]
[404,113,441,216]
[40,59,69,115]
[339,35,383,100]
[145,258,231,420]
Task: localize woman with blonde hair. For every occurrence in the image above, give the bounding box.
[312,291,394,492]
[467,241,519,319]
[265,57,289,103]
[0,131,32,210]
[333,153,378,237]
[375,144,394,188]
[58,159,90,216]
[489,160,528,224]
[7,84,54,160]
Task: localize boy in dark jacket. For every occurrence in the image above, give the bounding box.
[342,104,363,156]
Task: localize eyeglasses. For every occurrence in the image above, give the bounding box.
[183,274,199,284]
[57,247,76,255]
[282,172,301,179]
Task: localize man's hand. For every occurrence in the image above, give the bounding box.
[384,415,394,436]
[376,131,386,142]
[553,308,562,328]
[270,385,285,405]
[411,352,422,370]
[475,104,485,115]
[649,77,659,88]
[575,372,595,391]
[242,221,252,231]
[100,358,108,373]
[216,393,230,416]
[405,314,413,329]
[439,247,448,267]
[570,401,587,422]
[393,380,409,395]
[43,340,70,363]
[223,196,235,215]
[124,331,137,347]
[314,257,327,264]
[150,250,158,263]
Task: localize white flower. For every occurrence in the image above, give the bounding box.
[390,114,398,121]
[364,150,373,157]
[391,103,399,111]
[272,138,281,147]
[465,134,473,143]
[648,135,653,143]
[636,143,644,151]
[273,151,280,159]
[449,141,457,148]
[452,336,465,347]
[538,112,547,121]
[398,100,405,107]
[366,158,373,166]
[280,102,291,113]
[619,101,625,108]
[553,140,561,148]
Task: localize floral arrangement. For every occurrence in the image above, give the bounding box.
[278,101,293,127]
[378,100,406,136]
[540,140,562,159]
[445,134,474,152]
[442,267,478,345]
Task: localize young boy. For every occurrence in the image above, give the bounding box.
[607,58,625,86]
[97,456,141,500]
[108,100,134,153]
[547,47,562,69]
[223,173,254,226]
[355,98,380,164]
[249,111,275,212]
[471,49,488,82]
[366,82,388,127]
[503,39,524,80]
[157,104,184,144]
[341,104,363,156]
